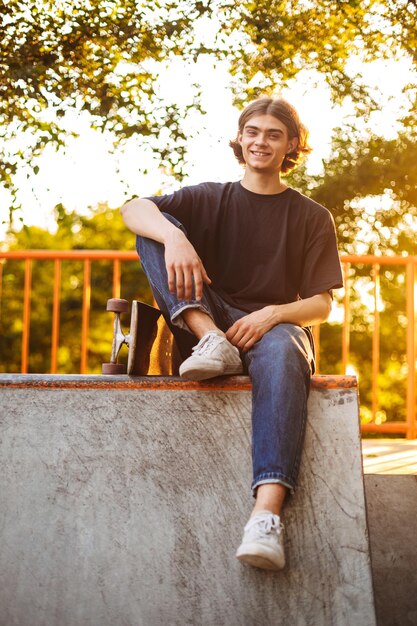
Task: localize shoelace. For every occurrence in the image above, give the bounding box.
[245,514,283,538]
[192,332,224,357]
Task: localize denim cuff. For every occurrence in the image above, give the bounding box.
[171,302,214,331]
[252,474,295,497]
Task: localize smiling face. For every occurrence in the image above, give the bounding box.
[238,114,297,175]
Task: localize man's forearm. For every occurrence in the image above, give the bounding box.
[271,292,332,328]
[225,292,332,351]
[120,197,178,243]
[121,197,211,301]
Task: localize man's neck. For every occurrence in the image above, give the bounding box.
[240,170,288,195]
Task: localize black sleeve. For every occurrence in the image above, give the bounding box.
[146,186,199,234]
[299,211,343,299]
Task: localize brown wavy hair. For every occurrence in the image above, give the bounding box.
[229,97,312,173]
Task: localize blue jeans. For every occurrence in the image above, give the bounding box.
[136,214,314,494]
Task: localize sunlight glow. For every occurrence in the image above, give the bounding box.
[2,42,415,234]
[346,364,359,379]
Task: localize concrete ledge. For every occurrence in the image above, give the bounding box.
[0,375,375,626]
[0,373,358,389]
[364,475,417,626]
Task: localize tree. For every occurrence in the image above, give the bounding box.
[0,0,211,220]
[1,0,416,223]
[221,0,416,107]
[286,129,417,255]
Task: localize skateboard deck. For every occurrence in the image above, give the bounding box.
[102,299,192,376]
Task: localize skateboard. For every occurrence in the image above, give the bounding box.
[102,299,194,376]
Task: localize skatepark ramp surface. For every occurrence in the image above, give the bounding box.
[0,374,376,626]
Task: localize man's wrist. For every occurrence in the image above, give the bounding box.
[162,225,185,246]
[270,304,283,326]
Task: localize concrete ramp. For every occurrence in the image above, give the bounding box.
[0,375,375,626]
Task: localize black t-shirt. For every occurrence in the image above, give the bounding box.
[147,181,343,312]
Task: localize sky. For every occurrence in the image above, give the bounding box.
[2,50,415,234]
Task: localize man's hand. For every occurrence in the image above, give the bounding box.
[226,306,277,352]
[164,229,211,302]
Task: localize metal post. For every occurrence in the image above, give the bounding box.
[21,259,32,374]
[372,264,380,423]
[51,259,62,374]
[406,260,416,439]
[81,260,91,374]
[342,262,350,373]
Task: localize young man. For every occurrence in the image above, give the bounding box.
[121,97,343,571]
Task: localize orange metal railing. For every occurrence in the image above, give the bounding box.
[0,250,136,375]
[341,255,416,439]
[0,250,416,438]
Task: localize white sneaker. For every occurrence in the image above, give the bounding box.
[236,511,286,571]
[179,331,243,381]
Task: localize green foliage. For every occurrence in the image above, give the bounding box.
[1,0,416,222]
[1,0,206,129]
[222,0,378,107]
[0,204,153,373]
[284,126,417,255]
[221,0,416,107]
[309,131,417,253]
[0,0,210,216]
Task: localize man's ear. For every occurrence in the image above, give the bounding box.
[287,138,298,153]
[237,132,243,145]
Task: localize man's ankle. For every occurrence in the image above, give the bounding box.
[182,309,223,339]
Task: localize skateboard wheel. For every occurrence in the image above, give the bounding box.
[106,298,129,313]
[102,362,127,375]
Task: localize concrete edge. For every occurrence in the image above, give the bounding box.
[0,373,358,390]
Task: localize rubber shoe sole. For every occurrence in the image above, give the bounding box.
[236,542,285,571]
[179,360,243,381]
